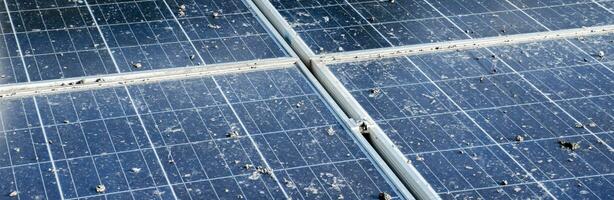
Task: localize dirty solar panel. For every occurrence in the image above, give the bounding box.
[87,0,204,72]
[270,0,614,55]
[126,66,404,200]
[0,7,29,84]
[162,0,288,64]
[1,66,405,199]
[3,0,117,82]
[328,36,614,199]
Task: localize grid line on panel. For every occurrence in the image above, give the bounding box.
[436,0,614,151]
[329,0,559,196]
[209,76,291,198]
[592,0,614,14]
[121,85,180,199]
[2,0,69,198]
[413,0,614,195]
[141,81,251,200]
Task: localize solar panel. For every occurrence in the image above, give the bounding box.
[327,35,614,199]
[0,0,288,84]
[0,66,407,199]
[269,0,613,54]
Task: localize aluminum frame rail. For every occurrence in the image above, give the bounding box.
[251,0,614,199]
[252,0,440,199]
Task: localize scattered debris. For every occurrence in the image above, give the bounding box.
[379,192,392,200]
[368,16,376,22]
[8,191,18,197]
[415,155,425,161]
[295,101,304,108]
[132,62,142,69]
[559,141,581,151]
[326,126,335,136]
[515,135,524,142]
[177,4,187,17]
[587,122,597,128]
[284,178,296,189]
[63,120,70,124]
[337,194,345,200]
[95,78,104,83]
[244,164,253,170]
[168,159,175,164]
[479,76,485,82]
[304,183,319,195]
[248,171,261,180]
[574,122,584,128]
[212,11,222,18]
[500,180,508,185]
[227,130,240,139]
[597,51,605,59]
[207,24,221,29]
[75,79,85,85]
[389,0,395,3]
[95,184,106,193]
[369,88,382,97]
[189,54,196,60]
[513,187,522,192]
[130,168,142,173]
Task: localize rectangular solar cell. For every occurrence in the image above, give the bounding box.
[268,0,613,55]
[327,35,614,199]
[0,66,407,199]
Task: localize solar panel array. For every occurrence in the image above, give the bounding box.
[0,0,613,199]
[0,66,406,199]
[328,35,614,199]
[271,0,614,54]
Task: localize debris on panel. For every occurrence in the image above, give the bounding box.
[244,163,254,170]
[208,24,222,29]
[369,87,382,97]
[322,16,330,22]
[379,192,392,200]
[515,135,525,142]
[587,122,597,128]
[597,51,605,59]
[190,54,196,60]
[132,62,143,69]
[8,191,18,197]
[95,184,106,193]
[500,180,508,185]
[304,183,319,195]
[63,120,70,124]
[227,130,240,139]
[295,100,304,108]
[326,126,335,136]
[212,11,223,18]
[130,167,142,173]
[513,187,522,192]
[248,170,261,180]
[415,155,425,161]
[178,4,187,17]
[559,141,581,151]
[389,0,395,3]
[574,122,584,128]
[337,194,345,200]
[284,178,296,189]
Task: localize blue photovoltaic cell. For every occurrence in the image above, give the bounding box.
[328,35,614,199]
[270,0,613,54]
[162,0,287,64]
[0,66,405,199]
[4,0,116,82]
[0,0,288,83]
